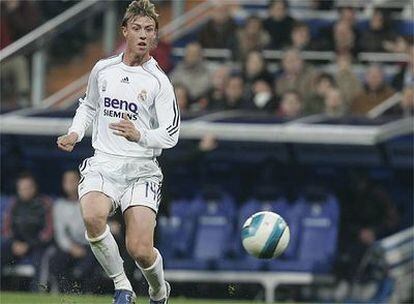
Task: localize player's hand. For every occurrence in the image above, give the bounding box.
[109,114,141,143]
[57,132,78,152]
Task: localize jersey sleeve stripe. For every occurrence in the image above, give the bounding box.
[153,63,180,137]
[169,128,179,136]
[166,93,180,136]
[167,100,178,131]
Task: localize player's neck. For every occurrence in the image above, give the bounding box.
[123,50,151,66]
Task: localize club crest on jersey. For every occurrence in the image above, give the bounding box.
[138,89,147,102]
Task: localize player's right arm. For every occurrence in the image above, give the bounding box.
[57,63,100,152]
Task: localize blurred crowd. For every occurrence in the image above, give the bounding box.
[1,0,413,117]
[1,171,129,292]
[165,1,413,119]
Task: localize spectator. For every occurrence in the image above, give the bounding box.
[170,42,212,100]
[324,88,346,118]
[246,79,278,113]
[305,73,336,115]
[338,7,359,38]
[242,50,273,89]
[351,65,395,115]
[334,54,362,105]
[208,74,247,111]
[337,171,400,281]
[174,83,191,114]
[392,44,414,91]
[1,173,53,290]
[263,0,295,48]
[198,4,237,49]
[0,1,35,109]
[204,65,231,111]
[276,90,303,118]
[384,86,414,117]
[289,22,316,51]
[304,54,362,115]
[359,8,396,53]
[2,1,41,41]
[233,15,270,61]
[0,56,30,110]
[275,48,318,102]
[49,170,97,292]
[318,8,359,56]
[333,20,358,56]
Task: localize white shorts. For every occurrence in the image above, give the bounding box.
[78,151,163,214]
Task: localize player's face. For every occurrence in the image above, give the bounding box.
[123,15,157,57]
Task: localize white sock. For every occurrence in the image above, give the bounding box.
[86,225,132,292]
[136,248,166,301]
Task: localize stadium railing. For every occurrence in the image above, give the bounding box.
[0,113,411,146]
[380,227,414,303]
[171,47,410,63]
[367,92,403,118]
[0,0,113,107]
[164,270,333,303]
[349,227,414,303]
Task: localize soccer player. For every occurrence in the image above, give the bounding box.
[56,1,179,303]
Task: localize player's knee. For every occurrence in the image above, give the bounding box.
[83,214,107,237]
[126,239,153,267]
[82,207,107,237]
[80,192,111,237]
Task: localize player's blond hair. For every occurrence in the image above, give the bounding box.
[121,0,159,30]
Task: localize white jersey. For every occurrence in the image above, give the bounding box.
[68,53,180,158]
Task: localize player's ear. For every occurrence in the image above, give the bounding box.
[122,25,128,39]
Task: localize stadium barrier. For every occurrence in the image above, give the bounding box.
[0,114,411,146]
[164,270,333,303]
[381,227,414,303]
[350,227,414,303]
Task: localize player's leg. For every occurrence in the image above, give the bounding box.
[124,206,169,302]
[80,191,133,293]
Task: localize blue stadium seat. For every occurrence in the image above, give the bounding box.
[193,215,233,262]
[395,20,414,36]
[160,199,205,269]
[217,198,279,271]
[165,193,238,270]
[273,198,306,260]
[0,195,11,218]
[269,194,339,273]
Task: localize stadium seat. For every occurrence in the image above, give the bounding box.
[273,197,306,260]
[216,198,277,271]
[0,195,11,218]
[158,199,198,261]
[269,194,339,273]
[164,193,238,270]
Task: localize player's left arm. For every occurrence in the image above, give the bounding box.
[110,81,180,149]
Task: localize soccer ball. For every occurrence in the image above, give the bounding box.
[241,211,290,259]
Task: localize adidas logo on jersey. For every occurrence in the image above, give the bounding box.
[121,76,129,84]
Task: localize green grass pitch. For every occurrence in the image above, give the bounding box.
[0,292,264,304]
